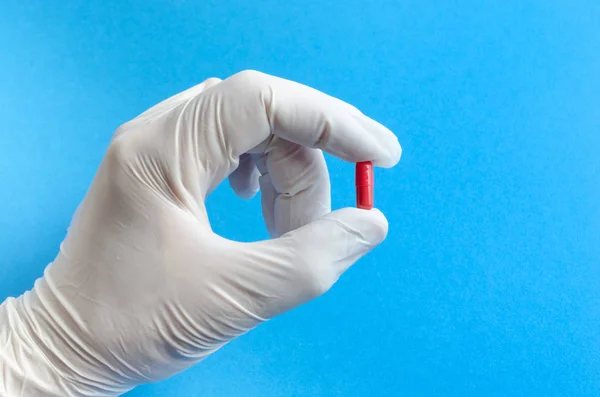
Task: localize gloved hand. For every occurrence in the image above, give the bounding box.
[0,70,401,397]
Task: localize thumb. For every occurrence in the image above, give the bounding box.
[240,208,389,321]
[282,207,389,295]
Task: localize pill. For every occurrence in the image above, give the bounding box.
[355,161,374,210]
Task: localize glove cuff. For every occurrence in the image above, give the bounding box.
[0,295,68,397]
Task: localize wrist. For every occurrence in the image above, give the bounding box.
[1,280,134,397]
[0,294,68,397]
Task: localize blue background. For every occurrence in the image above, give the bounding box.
[1,1,599,396]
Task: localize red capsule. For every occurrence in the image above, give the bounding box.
[355,161,374,210]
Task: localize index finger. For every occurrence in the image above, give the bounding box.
[226,70,402,168]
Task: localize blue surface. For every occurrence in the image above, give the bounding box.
[1,1,599,396]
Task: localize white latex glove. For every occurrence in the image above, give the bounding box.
[0,70,401,397]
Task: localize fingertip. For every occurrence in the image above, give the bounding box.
[324,207,389,246]
[353,207,389,244]
[232,178,260,199]
[377,138,402,169]
[353,115,402,168]
[229,154,261,199]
